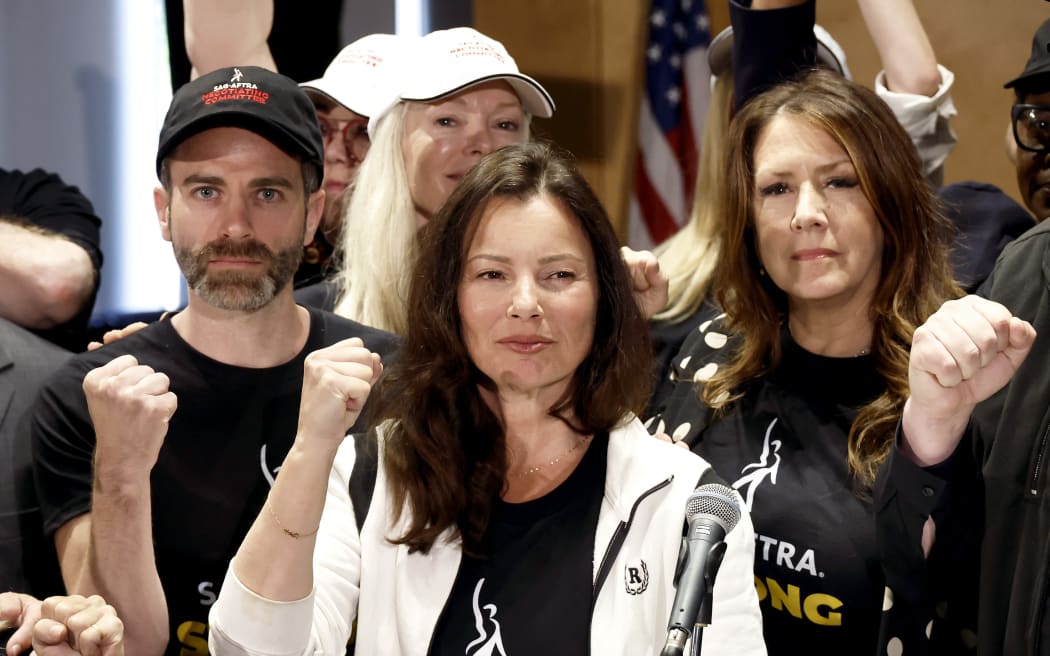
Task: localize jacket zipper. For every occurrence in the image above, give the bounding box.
[1030,423,1050,497]
[588,475,674,656]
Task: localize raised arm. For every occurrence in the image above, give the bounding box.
[54,355,178,656]
[232,338,378,598]
[858,0,956,183]
[858,0,939,96]
[208,338,379,655]
[729,0,816,110]
[184,0,276,79]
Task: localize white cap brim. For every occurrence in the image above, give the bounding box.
[403,72,555,119]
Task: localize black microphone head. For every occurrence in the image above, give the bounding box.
[685,483,741,534]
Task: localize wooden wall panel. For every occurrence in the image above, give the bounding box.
[475,0,1050,237]
[815,0,1050,210]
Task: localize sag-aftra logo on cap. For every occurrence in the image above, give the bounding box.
[201,68,270,106]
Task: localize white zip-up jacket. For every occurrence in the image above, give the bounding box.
[209,418,766,655]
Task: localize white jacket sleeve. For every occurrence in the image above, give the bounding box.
[700,488,767,656]
[875,63,957,186]
[209,440,362,655]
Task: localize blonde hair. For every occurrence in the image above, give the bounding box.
[333,92,534,334]
[333,103,416,334]
[653,73,734,322]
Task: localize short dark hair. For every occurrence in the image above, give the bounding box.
[373,141,652,554]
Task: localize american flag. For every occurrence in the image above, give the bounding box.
[629,0,712,249]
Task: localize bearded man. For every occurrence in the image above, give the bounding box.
[27,66,398,656]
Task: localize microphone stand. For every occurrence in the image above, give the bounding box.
[661,543,727,656]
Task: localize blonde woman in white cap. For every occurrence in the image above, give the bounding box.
[328,27,556,335]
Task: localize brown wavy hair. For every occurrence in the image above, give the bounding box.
[370,141,652,553]
[705,68,962,485]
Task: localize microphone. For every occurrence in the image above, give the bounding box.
[661,483,742,656]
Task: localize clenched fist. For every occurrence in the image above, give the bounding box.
[903,295,1036,465]
[296,337,383,444]
[621,246,668,319]
[82,354,178,478]
[1,593,124,656]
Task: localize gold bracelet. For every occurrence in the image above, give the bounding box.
[266,499,319,539]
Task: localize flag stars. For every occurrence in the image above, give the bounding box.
[673,22,687,39]
[649,44,663,62]
[670,54,681,69]
[666,87,681,105]
[697,14,710,31]
[651,10,666,27]
[682,0,693,9]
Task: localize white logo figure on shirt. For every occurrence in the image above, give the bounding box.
[260,444,281,487]
[230,67,244,82]
[466,578,507,656]
[732,417,782,512]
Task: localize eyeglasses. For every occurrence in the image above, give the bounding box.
[317,114,370,161]
[1012,104,1050,153]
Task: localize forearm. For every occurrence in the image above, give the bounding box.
[729,0,817,110]
[233,439,340,602]
[80,474,169,656]
[0,219,95,328]
[858,0,940,96]
[900,398,968,467]
[184,0,276,78]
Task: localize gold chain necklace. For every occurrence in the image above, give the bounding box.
[507,434,593,479]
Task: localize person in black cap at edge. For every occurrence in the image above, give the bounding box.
[22,65,399,656]
[931,16,1050,293]
[876,17,1050,656]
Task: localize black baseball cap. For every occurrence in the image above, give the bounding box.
[156,66,324,182]
[1005,19,1050,90]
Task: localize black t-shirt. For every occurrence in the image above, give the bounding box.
[31,306,398,656]
[648,319,900,655]
[0,168,103,351]
[429,432,608,656]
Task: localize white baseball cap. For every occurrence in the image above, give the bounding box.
[300,33,403,118]
[368,27,555,135]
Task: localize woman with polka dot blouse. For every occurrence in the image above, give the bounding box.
[646,69,970,655]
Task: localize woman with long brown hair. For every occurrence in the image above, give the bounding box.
[647,68,963,654]
[207,142,765,656]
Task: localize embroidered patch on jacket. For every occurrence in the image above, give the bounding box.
[625,559,649,595]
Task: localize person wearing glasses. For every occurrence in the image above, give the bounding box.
[876,18,1050,655]
[1007,21,1050,225]
[295,34,403,287]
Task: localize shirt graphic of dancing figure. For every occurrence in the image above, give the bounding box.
[231,67,243,82]
[465,578,507,655]
[732,417,782,512]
